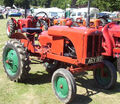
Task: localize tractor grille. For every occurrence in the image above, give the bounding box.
[87,35,102,57]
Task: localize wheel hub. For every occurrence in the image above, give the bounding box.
[60,85,63,89]
[96,67,111,86]
[4,49,19,76]
[55,76,69,98]
[6,60,9,63]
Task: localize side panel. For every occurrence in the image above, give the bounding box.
[51,37,64,55]
[38,31,52,46]
[38,31,64,55]
[48,26,102,64]
[48,26,86,64]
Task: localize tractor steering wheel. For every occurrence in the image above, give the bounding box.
[35,11,48,18]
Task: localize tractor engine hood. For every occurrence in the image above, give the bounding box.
[48,26,102,64]
[48,26,101,37]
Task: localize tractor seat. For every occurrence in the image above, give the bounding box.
[22,28,42,33]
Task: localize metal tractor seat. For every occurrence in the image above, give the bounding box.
[22,28,42,33]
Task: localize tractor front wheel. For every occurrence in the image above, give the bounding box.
[93,60,117,89]
[52,68,76,104]
[2,39,30,82]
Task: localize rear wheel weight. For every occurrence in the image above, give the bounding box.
[94,60,117,89]
[52,68,76,104]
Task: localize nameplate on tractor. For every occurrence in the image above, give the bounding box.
[85,56,103,64]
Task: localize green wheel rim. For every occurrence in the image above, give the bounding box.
[4,48,19,76]
[55,76,69,98]
[96,67,111,86]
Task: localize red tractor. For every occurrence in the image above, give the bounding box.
[2,2,117,104]
[100,22,120,71]
[3,20,117,104]
[6,11,50,38]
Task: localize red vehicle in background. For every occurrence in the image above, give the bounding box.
[6,11,50,38]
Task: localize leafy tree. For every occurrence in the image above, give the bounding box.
[14,0,30,9]
[40,0,52,7]
[3,0,14,7]
[0,0,3,5]
[29,0,37,6]
[51,0,71,9]
[76,0,120,11]
[1,0,120,11]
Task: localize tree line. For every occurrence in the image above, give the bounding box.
[0,0,120,11]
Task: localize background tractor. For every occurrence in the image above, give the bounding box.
[6,11,50,38]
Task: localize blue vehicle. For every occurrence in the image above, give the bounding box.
[8,9,22,17]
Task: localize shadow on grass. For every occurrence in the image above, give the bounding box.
[70,94,92,104]
[75,72,120,97]
[21,71,120,104]
[22,71,51,85]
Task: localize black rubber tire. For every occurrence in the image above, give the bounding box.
[117,57,120,73]
[36,19,48,31]
[2,39,30,82]
[44,60,60,75]
[6,19,16,38]
[93,60,117,89]
[52,68,76,104]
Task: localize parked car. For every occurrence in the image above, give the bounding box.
[8,9,22,17]
[70,7,99,21]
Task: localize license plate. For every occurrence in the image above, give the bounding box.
[85,56,103,64]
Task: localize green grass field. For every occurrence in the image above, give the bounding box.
[0,18,120,104]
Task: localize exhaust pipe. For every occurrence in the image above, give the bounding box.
[25,5,27,18]
[86,0,91,27]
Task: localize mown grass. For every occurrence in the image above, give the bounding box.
[0,17,120,104]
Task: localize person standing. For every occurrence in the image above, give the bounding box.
[5,10,8,19]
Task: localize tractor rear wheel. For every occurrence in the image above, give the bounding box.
[93,60,117,89]
[52,68,76,104]
[2,39,30,82]
[117,57,120,73]
[6,19,16,38]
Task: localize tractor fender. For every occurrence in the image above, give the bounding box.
[38,31,52,46]
[102,22,115,56]
[11,32,35,53]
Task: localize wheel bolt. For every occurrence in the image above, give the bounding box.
[6,60,9,63]
[60,85,63,89]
